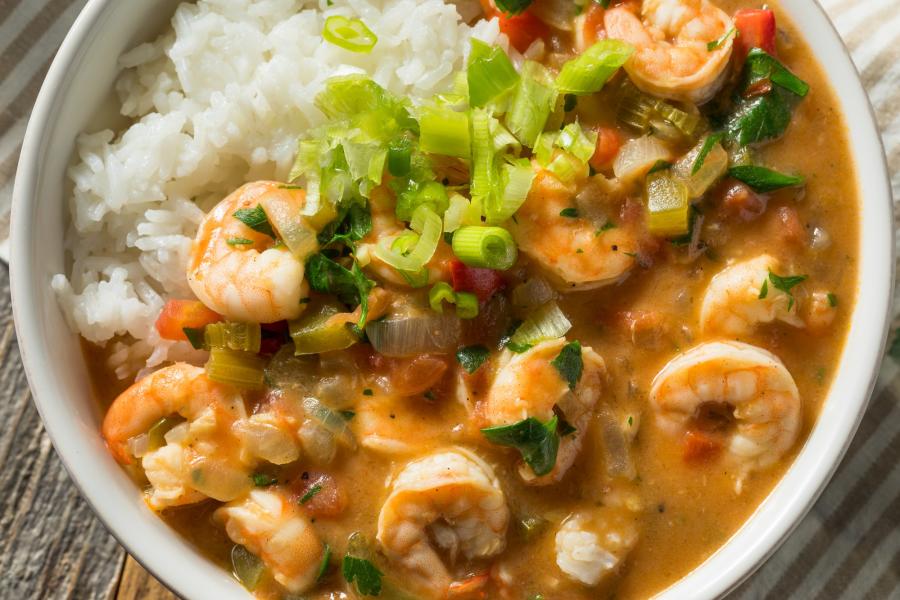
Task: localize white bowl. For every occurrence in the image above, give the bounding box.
[10,1,894,598]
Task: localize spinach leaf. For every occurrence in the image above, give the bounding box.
[233,205,276,238]
[728,165,804,192]
[481,416,560,476]
[456,345,491,374]
[342,555,383,596]
[551,340,583,390]
[306,254,375,329]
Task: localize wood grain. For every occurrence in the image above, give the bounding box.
[0,265,173,599]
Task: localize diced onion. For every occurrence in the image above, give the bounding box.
[189,456,252,502]
[259,188,319,260]
[429,282,457,313]
[511,277,557,314]
[366,313,462,356]
[509,301,572,346]
[302,396,357,451]
[556,121,598,163]
[234,418,300,465]
[486,159,535,224]
[612,135,673,181]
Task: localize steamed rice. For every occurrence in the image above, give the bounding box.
[52,0,501,378]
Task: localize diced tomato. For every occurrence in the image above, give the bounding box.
[589,127,621,172]
[381,355,450,397]
[479,0,549,54]
[682,430,724,463]
[450,259,506,302]
[154,300,221,341]
[734,8,777,60]
[292,471,347,518]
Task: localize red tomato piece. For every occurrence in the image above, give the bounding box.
[498,11,549,54]
[589,127,621,172]
[154,299,221,341]
[682,430,724,463]
[450,259,505,302]
[734,8,777,60]
[293,471,347,519]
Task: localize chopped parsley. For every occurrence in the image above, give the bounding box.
[306,254,375,330]
[768,270,808,310]
[707,27,736,51]
[300,483,323,504]
[456,345,491,374]
[691,132,725,175]
[827,292,838,307]
[182,327,206,350]
[481,416,560,476]
[316,543,332,582]
[551,340,583,390]
[251,473,277,487]
[647,159,672,174]
[728,165,805,192]
[226,237,254,246]
[340,410,356,421]
[232,205,275,238]
[595,221,616,235]
[342,555,384,596]
[559,207,579,218]
[362,388,374,396]
[563,94,577,112]
[759,278,769,299]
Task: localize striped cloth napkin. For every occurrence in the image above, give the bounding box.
[0,0,897,597]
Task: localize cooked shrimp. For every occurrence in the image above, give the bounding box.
[483,338,606,484]
[605,0,734,104]
[358,186,453,287]
[187,181,309,323]
[555,502,639,587]
[216,489,326,594]
[102,363,243,465]
[376,448,509,599]
[649,341,801,481]
[699,254,804,337]
[509,169,638,291]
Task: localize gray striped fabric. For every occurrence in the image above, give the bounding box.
[0,0,897,598]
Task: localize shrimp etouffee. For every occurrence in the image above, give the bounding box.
[89,0,858,597]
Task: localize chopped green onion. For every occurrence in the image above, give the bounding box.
[205,322,262,353]
[147,416,183,451]
[467,39,520,107]
[443,193,470,233]
[322,16,378,53]
[429,282,457,313]
[452,226,518,270]
[645,170,690,236]
[387,138,412,177]
[486,159,535,224]
[728,165,805,192]
[556,121,598,163]
[375,205,443,273]
[418,105,471,159]
[469,108,495,202]
[226,238,254,246]
[508,302,571,347]
[289,299,360,355]
[506,61,557,147]
[556,39,634,95]
[395,180,450,222]
[455,292,479,319]
[546,152,582,183]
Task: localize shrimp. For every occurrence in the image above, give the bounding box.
[102,363,252,509]
[376,448,509,599]
[215,489,326,594]
[605,0,734,104]
[555,502,639,587]
[509,169,638,291]
[483,338,606,484]
[699,254,804,337]
[187,181,309,323]
[358,186,453,287]
[649,341,801,482]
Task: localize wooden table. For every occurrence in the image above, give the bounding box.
[0,265,176,599]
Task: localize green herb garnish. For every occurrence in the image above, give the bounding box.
[306,254,374,330]
[551,340,583,390]
[316,543,332,582]
[768,270,807,310]
[300,484,323,504]
[706,27,736,51]
[691,132,725,175]
[226,237,254,246]
[233,205,275,238]
[481,416,560,476]
[559,207,579,218]
[827,292,838,307]
[456,345,491,374]
[728,165,805,192]
[342,555,384,596]
[251,473,277,487]
[647,159,672,174]
[759,278,769,299]
[182,327,206,350]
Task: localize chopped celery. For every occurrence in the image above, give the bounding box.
[485,159,535,224]
[506,61,557,147]
[556,40,634,95]
[645,170,690,236]
[418,105,471,159]
[653,101,702,139]
[206,348,267,389]
[205,322,262,353]
[467,40,520,108]
[374,206,442,272]
[289,299,359,355]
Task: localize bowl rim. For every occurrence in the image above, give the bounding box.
[9,0,894,599]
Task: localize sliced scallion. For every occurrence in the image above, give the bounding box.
[508,302,572,347]
[418,105,471,159]
[455,292,479,319]
[506,61,557,147]
[429,282,457,313]
[452,226,518,270]
[556,39,634,95]
[467,39,520,108]
[322,16,378,53]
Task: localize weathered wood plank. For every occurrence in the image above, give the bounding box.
[116,556,179,600]
[0,265,127,599]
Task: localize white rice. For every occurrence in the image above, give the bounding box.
[52,0,502,378]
